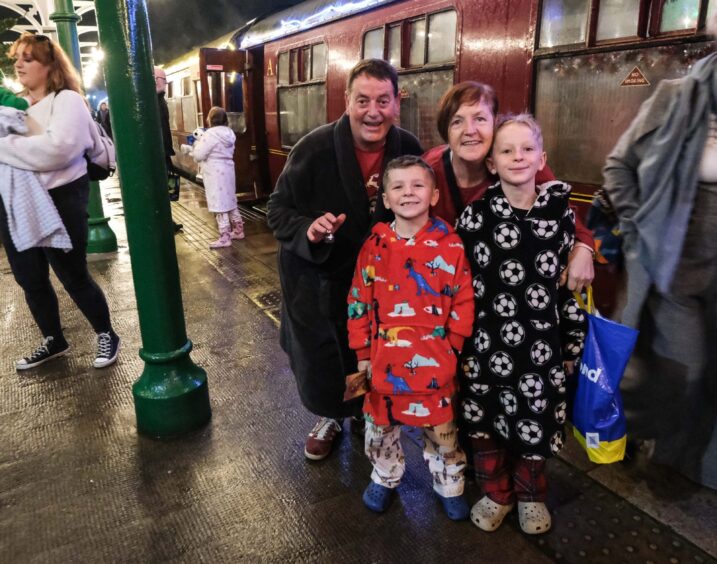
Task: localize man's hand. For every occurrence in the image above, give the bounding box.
[307,212,347,243]
[357,360,371,376]
[560,245,594,293]
[563,360,575,376]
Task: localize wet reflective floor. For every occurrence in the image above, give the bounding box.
[0,177,715,563]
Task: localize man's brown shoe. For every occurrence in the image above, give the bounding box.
[304,417,342,460]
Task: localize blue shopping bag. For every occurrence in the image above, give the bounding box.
[571,288,638,464]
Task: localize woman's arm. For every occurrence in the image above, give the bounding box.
[0,91,91,172]
[540,165,595,291]
[190,132,217,162]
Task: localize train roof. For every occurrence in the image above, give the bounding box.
[161,29,238,73]
[239,0,400,49]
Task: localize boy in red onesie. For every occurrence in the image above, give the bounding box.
[347,155,474,519]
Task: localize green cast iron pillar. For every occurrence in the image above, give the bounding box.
[93,0,211,436]
[51,0,117,254]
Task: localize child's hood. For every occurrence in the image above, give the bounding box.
[537,180,572,198]
[206,125,236,147]
[370,216,457,247]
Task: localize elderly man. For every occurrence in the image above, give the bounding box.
[153,67,182,232]
[268,59,423,460]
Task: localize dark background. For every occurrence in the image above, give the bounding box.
[0,0,304,67]
[146,0,303,64]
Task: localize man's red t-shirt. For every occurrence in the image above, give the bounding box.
[355,146,385,213]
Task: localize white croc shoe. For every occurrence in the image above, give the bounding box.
[470,496,514,532]
[518,501,552,534]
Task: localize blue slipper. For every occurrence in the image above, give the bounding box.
[362,482,393,513]
[436,493,470,520]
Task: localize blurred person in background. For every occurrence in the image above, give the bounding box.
[602,14,717,489]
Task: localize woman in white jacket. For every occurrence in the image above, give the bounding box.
[0,33,120,370]
[189,106,244,248]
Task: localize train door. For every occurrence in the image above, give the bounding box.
[198,47,258,201]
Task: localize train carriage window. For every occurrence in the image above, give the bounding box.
[194,80,202,129]
[539,0,590,47]
[278,85,326,147]
[363,28,384,59]
[409,19,427,66]
[167,81,174,98]
[302,46,311,82]
[226,73,247,135]
[181,96,197,133]
[167,98,181,131]
[290,50,299,84]
[660,0,700,32]
[182,76,192,97]
[279,52,289,85]
[427,11,457,63]
[207,72,225,107]
[596,0,640,40]
[388,25,401,68]
[534,41,714,185]
[361,10,456,147]
[399,70,453,148]
[709,0,717,24]
[312,43,327,79]
[277,42,328,147]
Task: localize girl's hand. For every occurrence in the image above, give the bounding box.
[563,360,575,376]
[561,246,594,292]
[307,212,347,243]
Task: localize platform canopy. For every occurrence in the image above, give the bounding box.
[0,0,99,71]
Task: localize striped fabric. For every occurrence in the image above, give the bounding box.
[0,107,72,252]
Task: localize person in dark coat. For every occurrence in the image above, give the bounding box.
[267,59,423,461]
[96,101,112,139]
[153,66,182,232]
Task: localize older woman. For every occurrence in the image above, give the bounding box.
[0,33,120,370]
[423,81,595,291]
[603,18,717,489]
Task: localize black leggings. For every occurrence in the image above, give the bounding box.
[0,176,112,339]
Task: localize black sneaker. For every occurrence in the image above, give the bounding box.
[15,336,70,370]
[94,331,120,368]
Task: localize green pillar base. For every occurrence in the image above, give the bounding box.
[87,217,118,254]
[133,340,212,437]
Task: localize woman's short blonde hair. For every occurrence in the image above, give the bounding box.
[9,33,82,95]
[493,113,544,151]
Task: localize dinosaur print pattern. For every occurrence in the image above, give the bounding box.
[347,218,474,427]
[405,258,440,296]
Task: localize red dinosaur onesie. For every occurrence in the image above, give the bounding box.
[347,217,474,427]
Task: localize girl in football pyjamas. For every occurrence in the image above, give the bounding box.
[456,114,586,534]
[186,106,244,248]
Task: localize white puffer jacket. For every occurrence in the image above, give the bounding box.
[191,125,237,213]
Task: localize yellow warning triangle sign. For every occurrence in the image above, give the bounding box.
[621,66,650,87]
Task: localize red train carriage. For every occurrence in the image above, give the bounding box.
[162,0,715,307]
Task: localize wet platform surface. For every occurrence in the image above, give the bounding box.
[1,177,715,563]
